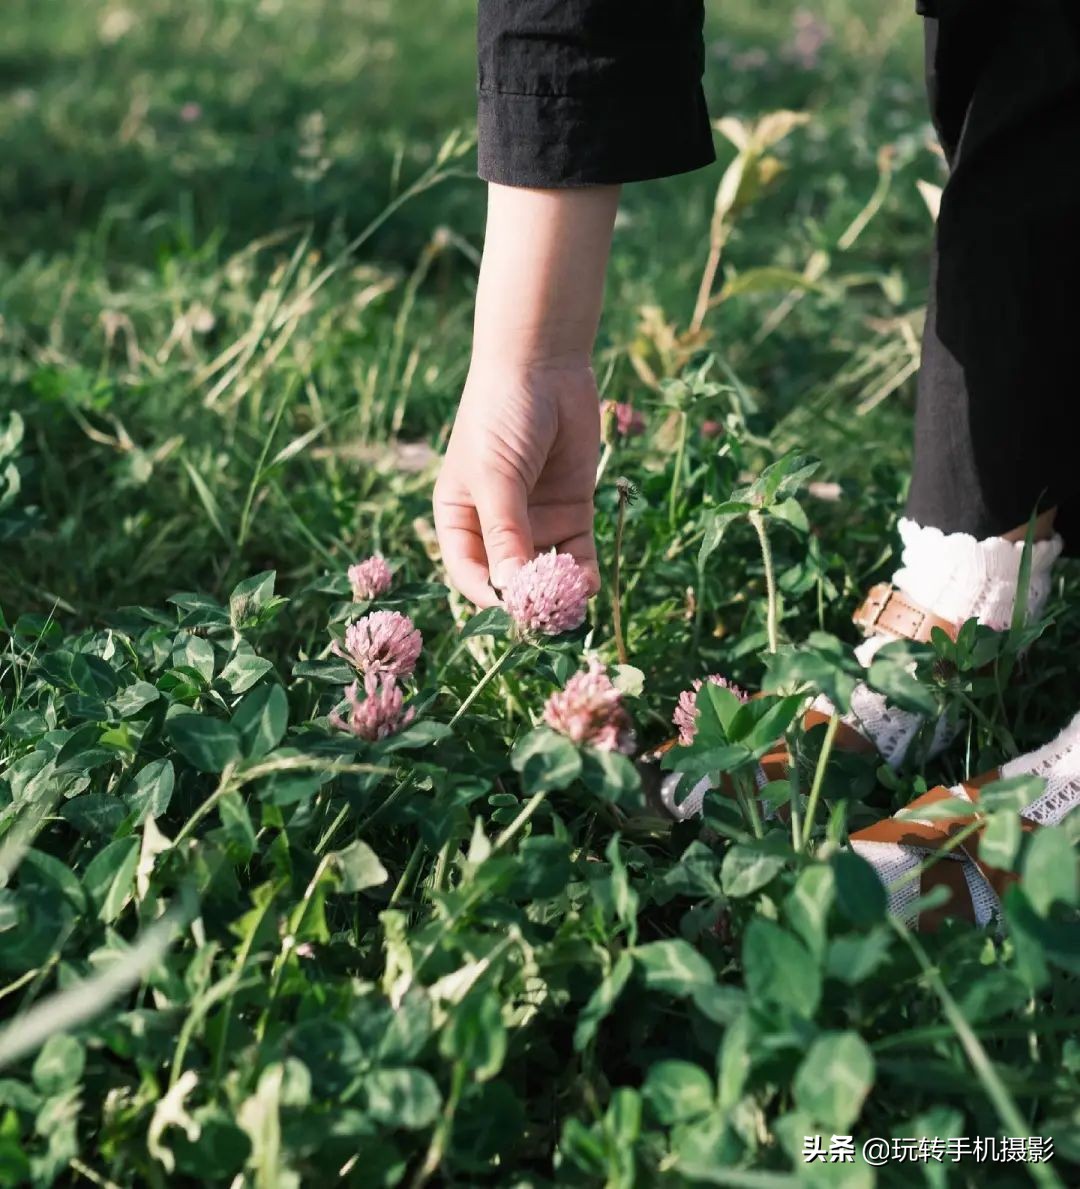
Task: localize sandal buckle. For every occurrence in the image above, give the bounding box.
[853,582,894,635]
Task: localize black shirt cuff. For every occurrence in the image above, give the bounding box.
[477,85,715,188]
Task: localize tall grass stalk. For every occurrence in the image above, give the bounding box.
[667,411,689,531]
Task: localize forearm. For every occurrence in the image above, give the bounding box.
[471,182,620,370]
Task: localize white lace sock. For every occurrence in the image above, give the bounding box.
[853,708,1080,927]
[851,828,998,927]
[661,775,709,820]
[1003,708,1080,826]
[660,766,769,821]
[816,519,1063,768]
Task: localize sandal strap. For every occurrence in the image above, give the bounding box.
[849,780,980,850]
[853,769,1043,928]
[950,771,1041,900]
[919,858,976,931]
[803,707,880,755]
[850,785,976,929]
[851,782,981,930]
[853,582,961,644]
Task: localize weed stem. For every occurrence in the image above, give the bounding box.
[749,510,779,654]
[314,803,350,855]
[786,742,802,851]
[389,841,425,908]
[430,839,452,896]
[690,212,729,335]
[800,712,839,850]
[884,816,983,896]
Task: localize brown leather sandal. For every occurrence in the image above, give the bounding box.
[849,770,1038,930]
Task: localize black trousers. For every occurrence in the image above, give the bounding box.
[477,1,1080,548]
[908,1,1080,547]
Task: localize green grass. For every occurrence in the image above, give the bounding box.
[2,2,1079,1185]
[2,0,934,618]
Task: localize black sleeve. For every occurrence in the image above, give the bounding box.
[477,0,715,187]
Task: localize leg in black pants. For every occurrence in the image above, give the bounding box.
[907,0,1080,544]
[847,2,1080,929]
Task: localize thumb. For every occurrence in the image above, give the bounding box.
[475,471,534,591]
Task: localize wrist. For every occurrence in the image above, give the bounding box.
[470,333,596,374]
[471,182,618,372]
[465,352,597,393]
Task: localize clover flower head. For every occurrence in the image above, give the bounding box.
[503,552,590,636]
[786,9,831,70]
[543,658,633,754]
[335,610,422,677]
[348,555,393,601]
[330,674,415,742]
[673,674,749,745]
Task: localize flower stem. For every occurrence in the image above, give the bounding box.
[749,509,779,654]
[449,642,520,727]
[612,480,631,665]
[800,711,839,851]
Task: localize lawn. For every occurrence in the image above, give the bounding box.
[1,1,1078,1185]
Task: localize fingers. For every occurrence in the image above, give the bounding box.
[528,505,600,595]
[474,472,534,592]
[433,490,501,609]
[435,475,600,609]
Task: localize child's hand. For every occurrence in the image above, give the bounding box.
[434,360,601,608]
